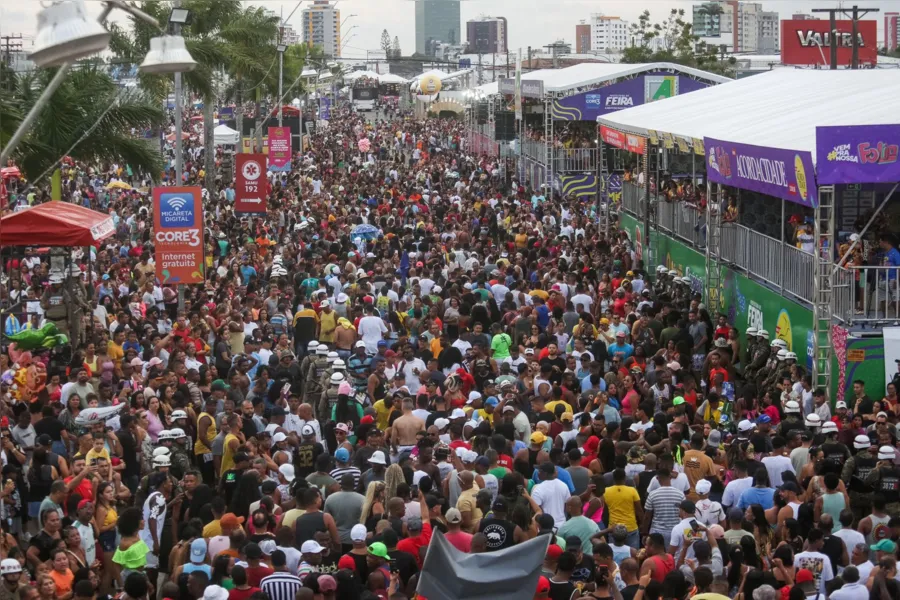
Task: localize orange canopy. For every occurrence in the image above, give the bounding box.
[0,202,115,247]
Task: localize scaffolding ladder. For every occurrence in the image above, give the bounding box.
[813,186,835,399]
[544,96,554,194]
[597,140,609,236]
[705,182,723,315]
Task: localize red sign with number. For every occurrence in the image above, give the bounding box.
[234,154,268,214]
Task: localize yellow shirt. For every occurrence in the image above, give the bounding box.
[429,338,443,357]
[202,519,222,538]
[85,448,110,465]
[456,486,483,526]
[372,400,396,431]
[476,408,495,425]
[280,509,306,530]
[195,412,217,456]
[318,310,338,343]
[604,485,640,531]
[545,400,574,415]
[107,341,124,368]
[219,432,239,475]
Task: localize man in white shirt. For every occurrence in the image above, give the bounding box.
[531,462,571,528]
[793,529,834,596]
[399,346,427,396]
[668,500,707,564]
[761,438,795,488]
[721,462,754,510]
[833,509,865,561]
[828,566,869,600]
[357,306,388,354]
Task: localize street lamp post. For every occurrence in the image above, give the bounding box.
[168,3,192,312]
[277,44,287,126]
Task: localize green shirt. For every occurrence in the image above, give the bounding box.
[557,515,601,554]
[490,333,513,360]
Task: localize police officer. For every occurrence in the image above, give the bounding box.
[842,434,878,522]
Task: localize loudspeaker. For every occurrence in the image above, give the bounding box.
[494,111,516,142]
[475,102,489,124]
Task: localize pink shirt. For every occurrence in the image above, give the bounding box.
[444,530,473,553]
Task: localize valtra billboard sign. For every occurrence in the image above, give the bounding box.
[781,19,877,67]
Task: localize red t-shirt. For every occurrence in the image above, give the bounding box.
[228,587,260,600]
[245,566,274,587]
[65,476,93,512]
[396,520,432,567]
[444,530,473,553]
[497,454,514,471]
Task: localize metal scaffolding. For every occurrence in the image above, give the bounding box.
[813,185,836,398]
[705,182,723,315]
[544,96,554,193]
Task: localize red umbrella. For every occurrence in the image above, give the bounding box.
[1,167,22,180]
[166,132,191,142]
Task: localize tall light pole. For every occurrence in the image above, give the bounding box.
[277,44,287,126]
[169,3,191,311]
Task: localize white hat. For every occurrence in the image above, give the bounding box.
[355,340,367,348]
[152,447,171,458]
[332,359,346,370]
[170,427,186,439]
[821,421,838,434]
[877,445,895,460]
[835,400,848,409]
[272,432,287,443]
[157,430,175,441]
[350,524,368,543]
[320,300,330,308]
[330,372,345,384]
[757,329,770,339]
[738,419,755,433]
[203,586,230,600]
[695,479,712,495]
[450,408,467,419]
[467,391,482,404]
[170,410,188,420]
[462,450,478,463]
[785,351,798,360]
[853,435,871,449]
[301,424,316,437]
[434,418,449,430]
[369,450,387,465]
[805,414,822,428]
[656,265,667,273]
[714,337,729,348]
[772,339,787,349]
[849,233,860,242]
[48,274,64,284]
[0,558,21,575]
[259,539,277,556]
[336,293,348,303]
[316,345,329,355]
[777,349,788,359]
[300,540,326,554]
[784,400,801,413]
[308,341,320,351]
[153,454,171,467]
[667,269,677,276]
[278,463,295,482]
[327,351,339,363]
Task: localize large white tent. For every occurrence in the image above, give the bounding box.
[344,70,381,82]
[597,69,900,158]
[378,73,407,84]
[213,124,239,146]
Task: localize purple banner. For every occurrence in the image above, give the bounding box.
[320,98,331,121]
[816,125,900,185]
[552,74,708,122]
[705,137,818,208]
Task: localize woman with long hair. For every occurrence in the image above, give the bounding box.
[383,464,405,501]
[359,482,386,531]
[94,481,119,590]
[210,554,233,589]
[748,504,773,567]
[144,396,164,442]
[229,471,262,521]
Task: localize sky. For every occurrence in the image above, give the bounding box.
[1,0,893,61]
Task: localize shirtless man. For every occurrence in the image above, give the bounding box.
[390,398,425,458]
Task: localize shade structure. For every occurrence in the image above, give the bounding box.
[213,124,240,146]
[0,202,115,247]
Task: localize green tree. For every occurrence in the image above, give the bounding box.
[1,65,165,180]
[381,29,392,58]
[392,36,402,59]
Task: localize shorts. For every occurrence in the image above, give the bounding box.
[27,502,41,519]
[99,530,117,553]
[145,551,159,569]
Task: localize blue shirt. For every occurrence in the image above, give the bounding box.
[882,247,900,280]
[581,375,607,393]
[240,265,257,286]
[535,305,551,330]
[737,486,775,510]
[607,342,634,361]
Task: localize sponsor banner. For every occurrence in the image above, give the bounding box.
[692,138,705,156]
[242,136,268,154]
[559,174,598,198]
[676,137,690,153]
[816,125,900,184]
[267,127,292,172]
[152,186,204,284]
[600,126,646,154]
[499,77,544,99]
[234,154,268,214]
[553,74,707,121]
[781,19,877,67]
[320,97,331,120]
[661,131,674,150]
[885,328,900,399]
[647,129,659,145]
[705,137,817,208]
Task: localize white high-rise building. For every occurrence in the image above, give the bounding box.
[301,0,341,57]
[590,14,629,52]
[692,1,779,53]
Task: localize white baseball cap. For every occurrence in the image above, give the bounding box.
[467,391,482,404]
[278,463,295,482]
[835,400,848,409]
[737,419,755,433]
[301,424,316,437]
[272,432,287,443]
[350,524,368,543]
[300,540,326,554]
[434,418,450,430]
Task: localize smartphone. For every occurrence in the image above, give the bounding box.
[389,558,398,573]
[690,519,699,532]
[596,565,608,585]
[410,484,418,498]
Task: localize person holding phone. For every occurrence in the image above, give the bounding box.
[667,500,708,565]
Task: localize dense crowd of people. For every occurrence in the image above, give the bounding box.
[0,95,898,600]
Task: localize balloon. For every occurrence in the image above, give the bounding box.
[358,138,371,152]
[419,74,442,96]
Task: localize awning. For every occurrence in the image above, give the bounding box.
[0,202,115,247]
[597,69,900,161]
[213,124,240,146]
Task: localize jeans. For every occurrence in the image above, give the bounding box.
[626,529,641,549]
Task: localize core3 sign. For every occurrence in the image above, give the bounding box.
[152,186,205,284]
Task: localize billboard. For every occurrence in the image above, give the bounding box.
[352,87,378,101]
[552,74,708,121]
[600,126,646,154]
[267,127,292,172]
[152,186,204,284]
[320,98,331,120]
[781,19,878,67]
[705,137,817,208]
[816,125,900,184]
[234,154,268,214]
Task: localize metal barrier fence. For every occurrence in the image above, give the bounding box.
[552,147,599,173]
[521,139,544,160]
[845,266,900,325]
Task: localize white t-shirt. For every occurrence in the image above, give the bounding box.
[570,294,593,313]
[670,517,708,563]
[834,528,866,560]
[722,476,754,509]
[647,472,691,494]
[761,455,795,488]
[140,491,167,553]
[75,520,97,566]
[531,478,571,528]
[401,358,427,395]
[358,316,388,353]
[694,498,725,527]
[794,550,834,595]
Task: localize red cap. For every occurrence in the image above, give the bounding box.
[795,569,814,584]
[545,545,563,561]
[361,415,374,425]
[0,417,8,428]
[536,576,550,594]
[77,499,92,510]
[338,555,356,572]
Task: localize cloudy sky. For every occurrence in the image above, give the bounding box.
[1,0,892,60]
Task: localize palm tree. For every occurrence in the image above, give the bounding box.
[1,64,165,180]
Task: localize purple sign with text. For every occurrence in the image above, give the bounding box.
[552,74,708,122]
[816,125,900,185]
[705,137,818,208]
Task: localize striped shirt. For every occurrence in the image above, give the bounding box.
[260,571,304,600]
[644,485,686,536]
[330,465,361,489]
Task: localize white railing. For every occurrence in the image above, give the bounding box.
[553,147,599,173]
[845,266,900,325]
[521,139,544,160]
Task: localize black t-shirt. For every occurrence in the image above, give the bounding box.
[821,533,844,574]
[570,555,595,583]
[540,356,566,385]
[479,516,517,551]
[494,421,517,442]
[34,417,65,442]
[387,549,419,586]
[548,579,577,600]
[221,468,244,505]
[529,410,555,427]
[621,584,641,600]
[117,430,141,479]
[29,530,59,563]
[295,442,324,478]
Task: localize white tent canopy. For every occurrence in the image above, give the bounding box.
[597,69,900,159]
[378,73,407,84]
[213,124,239,146]
[344,70,381,82]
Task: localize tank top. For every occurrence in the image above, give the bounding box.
[865,513,891,552]
[821,492,845,532]
[294,511,326,548]
[584,501,604,524]
[195,412,217,456]
[220,433,238,475]
[480,517,516,551]
[788,501,801,520]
